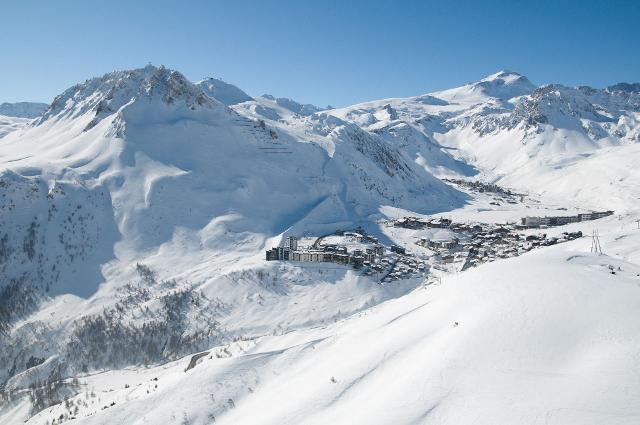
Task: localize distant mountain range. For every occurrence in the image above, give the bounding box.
[0,101,48,118]
[1,65,639,425]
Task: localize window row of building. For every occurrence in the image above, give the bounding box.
[393,217,452,230]
[521,211,613,228]
[265,238,386,269]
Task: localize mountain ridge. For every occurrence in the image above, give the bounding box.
[0,102,48,119]
[1,65,639,425]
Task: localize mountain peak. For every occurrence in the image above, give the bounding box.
[473,70,536,100]
[607,82,640,93]
[480,70,527,83]
[432,70,536,103]
[39,65,219,127]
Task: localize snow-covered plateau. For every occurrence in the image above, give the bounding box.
[1,65,639,425]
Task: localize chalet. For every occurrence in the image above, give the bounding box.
[393,218,408,228]
[441,254,455,264]
[366,235,379,243]
[396,217,427,229]
[562,231,583,239]
[491,227,511,234]
[425,238,459,250]
[390,245,406,255]
[344,232,363,241]
[428,218,451,229]
[454,251,468,260]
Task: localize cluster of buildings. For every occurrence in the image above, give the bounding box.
[265,235,385,269]
[366,256,428,283]
[415,225,515,266]
[417,237,460,250]
[392,217,452,230]
[403,214,588,272]
[521,211,613,228]
[265,206,603,283]
[265,231,431,283]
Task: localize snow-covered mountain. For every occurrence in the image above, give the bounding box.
[0,103,48,138]
[0,102,48,119]
[1,66,640,425]
[331,70,640,210]
[435,69,536,103]
[0,65,466,412]
[196,77,253,105]
[5,213,640,425]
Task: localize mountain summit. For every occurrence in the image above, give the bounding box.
[475,70,535,98]
[1,65,640,425]
[39,65,221,131]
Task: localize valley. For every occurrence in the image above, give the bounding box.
[0,65,639,425]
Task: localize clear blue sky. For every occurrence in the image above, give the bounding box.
[1,0,638,107]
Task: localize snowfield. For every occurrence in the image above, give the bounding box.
[0,114,32,138]
[331,70,640,211]
[1,65,639,425]
[4,214,640,425]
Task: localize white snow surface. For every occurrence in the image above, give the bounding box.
[0,114,31,138]
[0,64,465,393]
[5,214,640,425]
[196,77,253,106]
[330,70,640,210]
[1,66,640,425]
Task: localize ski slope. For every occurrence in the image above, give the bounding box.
[0,65,465,398]
[1,65,639,425]
[4,213,640,425]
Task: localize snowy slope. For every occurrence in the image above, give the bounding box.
[5,213,640,425]
[0,65,466,401]
[433,69,536,104]
[0,114,31,138]
[0,102,47,138]
[331,71,640,210]
[327,71,538,179]
[196,77,253,105]
[0,65,465,254]
[2,65,640,425]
